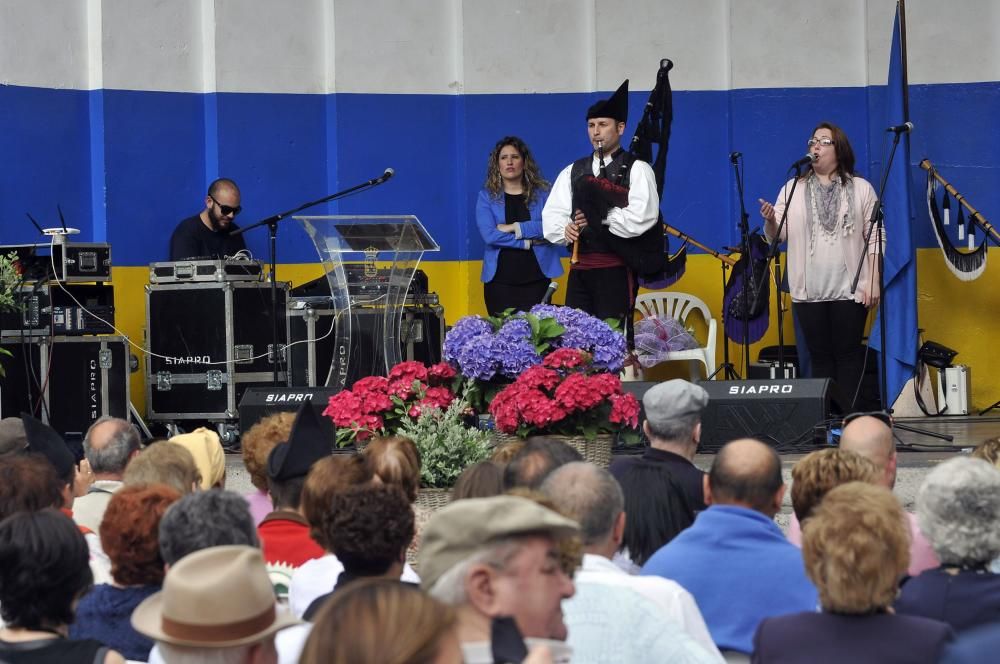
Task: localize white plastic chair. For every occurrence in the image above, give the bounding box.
[634,291,717,380]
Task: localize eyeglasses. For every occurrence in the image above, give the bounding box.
[842,410,893,429]
[210,195,242,217]
[807,137,835,148]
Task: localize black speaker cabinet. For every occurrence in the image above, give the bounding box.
[237,385,340,441]
[145,281,290,421]
[698,379,831,452]
[0,335,129,437]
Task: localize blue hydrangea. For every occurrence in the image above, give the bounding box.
[529,304,626,372]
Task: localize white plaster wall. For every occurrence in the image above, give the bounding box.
[730,0,869,89]
[597,1,730,91]
[0,0,996,93]
[101,0,202,92]
[214,0,327,93]
[0,0,89,89]
[333,0,460,94]
[462,0,591,94]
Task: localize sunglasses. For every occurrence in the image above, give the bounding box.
[842,410,893,429]
[210,195,242,217]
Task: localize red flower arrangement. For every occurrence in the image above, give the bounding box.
[322,361,459,446]
[488,348,640,441]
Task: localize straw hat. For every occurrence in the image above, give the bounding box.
[132,545,298,647]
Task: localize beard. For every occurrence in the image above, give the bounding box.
[207,208,232,232]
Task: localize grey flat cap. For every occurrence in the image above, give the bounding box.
[643,379,709,430]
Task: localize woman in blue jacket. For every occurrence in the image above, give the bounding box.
[477,136,565,316]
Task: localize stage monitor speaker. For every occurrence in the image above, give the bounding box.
[238,386,339,441]
[698,379,831,453]
[619,381,660,446]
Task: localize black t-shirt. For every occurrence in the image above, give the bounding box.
[168,214,248,261]
[492,193,545,285]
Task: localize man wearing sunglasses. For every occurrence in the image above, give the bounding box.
[169,178,248,261]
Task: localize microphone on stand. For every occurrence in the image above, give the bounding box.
[887,122,914,134]
[729,151,742,164]
[541,282,559,304]
[790,153,818,170]
[373,167,395,184]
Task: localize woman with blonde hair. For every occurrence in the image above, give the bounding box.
[752,482,953,663]
[476,136,563,315]
[300,578,461,664]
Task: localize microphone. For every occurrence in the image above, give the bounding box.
[790,153,818,169]
[887,122,914,134]
[729,151,742,163]
[541,282,559,304]
[378,167,395,183]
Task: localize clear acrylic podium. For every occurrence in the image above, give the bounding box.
[295,215,439,390]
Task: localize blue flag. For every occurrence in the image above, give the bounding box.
[868,5,918,406]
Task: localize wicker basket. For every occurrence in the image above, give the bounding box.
[416,487,452,512]
[487,432,614,468]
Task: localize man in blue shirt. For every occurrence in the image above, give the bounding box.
[641,438,817,654]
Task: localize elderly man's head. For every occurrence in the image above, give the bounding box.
[641,379,709,455]
[802,482,910,614]
[540,462,625,557]
[83,416,141,478]
[420,495,578,642]
[917,456,1000,567]
[791,448,879,522]
[840,413,896,488]
[706,438,785,518]
[158,490,259,566]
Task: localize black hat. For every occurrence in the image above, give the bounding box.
[586,79,629,122]
[21,414,75,482]
[266,403,330,482]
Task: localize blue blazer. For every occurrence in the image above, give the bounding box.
[475,188,565,283]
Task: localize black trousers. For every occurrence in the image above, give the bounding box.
[792,299,869,410]
[484,279,549,317]
[566,266,631,322]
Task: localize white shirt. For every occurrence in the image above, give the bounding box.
[287,553,420,618]
[73,479,123,533]
[576,554,724,663]
[542,155,659,245]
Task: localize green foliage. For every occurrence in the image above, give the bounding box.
[0,252,22,379]
[397,392,493,489]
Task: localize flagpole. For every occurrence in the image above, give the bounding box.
[898,0,910,120]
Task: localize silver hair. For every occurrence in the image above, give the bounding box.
[157,642,257,664]
[541,462,623,546]
[428,537,526,606]
[647,412,700,443]
[917,456,1000,566]
[159,490,259,565]
[83,416,141,474]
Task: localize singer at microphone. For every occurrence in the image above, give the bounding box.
[757,121,882,409]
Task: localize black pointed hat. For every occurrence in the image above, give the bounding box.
[586,79,629,122]
[21,413,75,482]
[266,403,331,482]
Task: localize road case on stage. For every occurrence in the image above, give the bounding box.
[144,281,290,421]
[0,335,129,437]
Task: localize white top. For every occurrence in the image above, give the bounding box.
[73,479,123,533]
[287,553,420,618]
[542,154,659,246]
[576,554,724,663]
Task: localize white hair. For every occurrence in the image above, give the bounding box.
[917,456,1000,566]
[157,642,256,664]
[428,537,527,606]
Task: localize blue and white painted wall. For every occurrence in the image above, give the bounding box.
[1,0,998,410]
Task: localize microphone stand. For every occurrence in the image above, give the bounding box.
[752,166,805,377]
[848,134,951,441]
[230,170,394,385]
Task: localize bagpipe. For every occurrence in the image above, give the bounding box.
[570,59,698,287]
[920,158,998,280]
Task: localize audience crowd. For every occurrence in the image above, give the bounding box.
[1,378,999,664]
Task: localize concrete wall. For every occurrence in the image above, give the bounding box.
[1,0,998,412]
